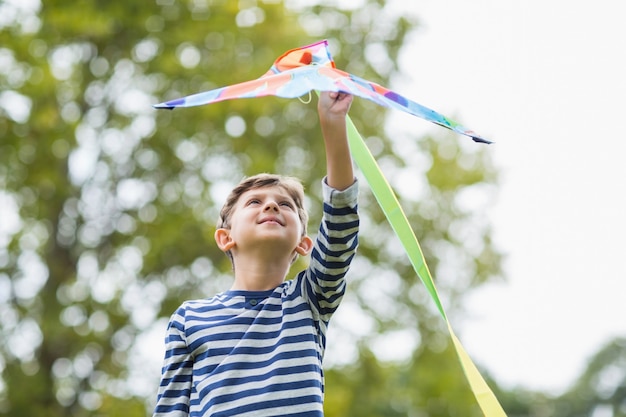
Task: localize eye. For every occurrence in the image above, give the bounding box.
[280,201,294,209]
[246,198,261,206]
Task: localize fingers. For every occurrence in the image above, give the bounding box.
[323,91,352,108]
[328,91,350,101]
[318,91,353,117]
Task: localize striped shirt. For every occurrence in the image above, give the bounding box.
[154,180,359,417]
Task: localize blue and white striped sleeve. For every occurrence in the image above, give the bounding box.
[302,177,359,323]
[153,305,193,417]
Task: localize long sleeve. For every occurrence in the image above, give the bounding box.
[153,306,193,417]
[302,177,359,326]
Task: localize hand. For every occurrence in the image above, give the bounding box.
[318,91,353,122]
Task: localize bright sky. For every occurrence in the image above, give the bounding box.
[394,0,626,394]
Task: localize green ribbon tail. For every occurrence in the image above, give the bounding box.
[345,115,507,417]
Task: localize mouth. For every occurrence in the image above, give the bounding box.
[259,217,284,226]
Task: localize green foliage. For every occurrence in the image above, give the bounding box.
[326,343,484,417]
[466,337,626,417]
[550,337,626,417]
[0,0,505,415]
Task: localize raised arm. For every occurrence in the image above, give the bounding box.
[318,92,354,191]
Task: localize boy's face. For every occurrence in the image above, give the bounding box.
[216,185,311,259]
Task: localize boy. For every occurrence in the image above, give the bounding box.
[153,91,359,417]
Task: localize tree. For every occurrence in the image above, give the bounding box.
[0,0,502,415]
[555,337,626,416]
[476,338,626,417]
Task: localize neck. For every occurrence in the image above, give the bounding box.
[229,254,293,291]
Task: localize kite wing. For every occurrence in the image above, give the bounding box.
[154,40,490,144]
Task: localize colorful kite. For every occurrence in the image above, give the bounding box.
[154,40,490,144]
[154,40,505,416]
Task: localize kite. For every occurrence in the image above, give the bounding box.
[154,40,490,144]
[154,40,505,416]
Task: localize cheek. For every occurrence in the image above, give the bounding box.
[294,216,306,236]
[297,213,307,235]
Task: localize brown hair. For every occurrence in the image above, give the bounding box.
[217,173,308,235]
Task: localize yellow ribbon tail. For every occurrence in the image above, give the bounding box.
[448,323,507,416]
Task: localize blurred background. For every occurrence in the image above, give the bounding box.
[1,0,624,416]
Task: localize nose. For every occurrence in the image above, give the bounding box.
[263,201,279,212]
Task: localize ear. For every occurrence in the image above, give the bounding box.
[295,235,313,256]
[215,228,235,252]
